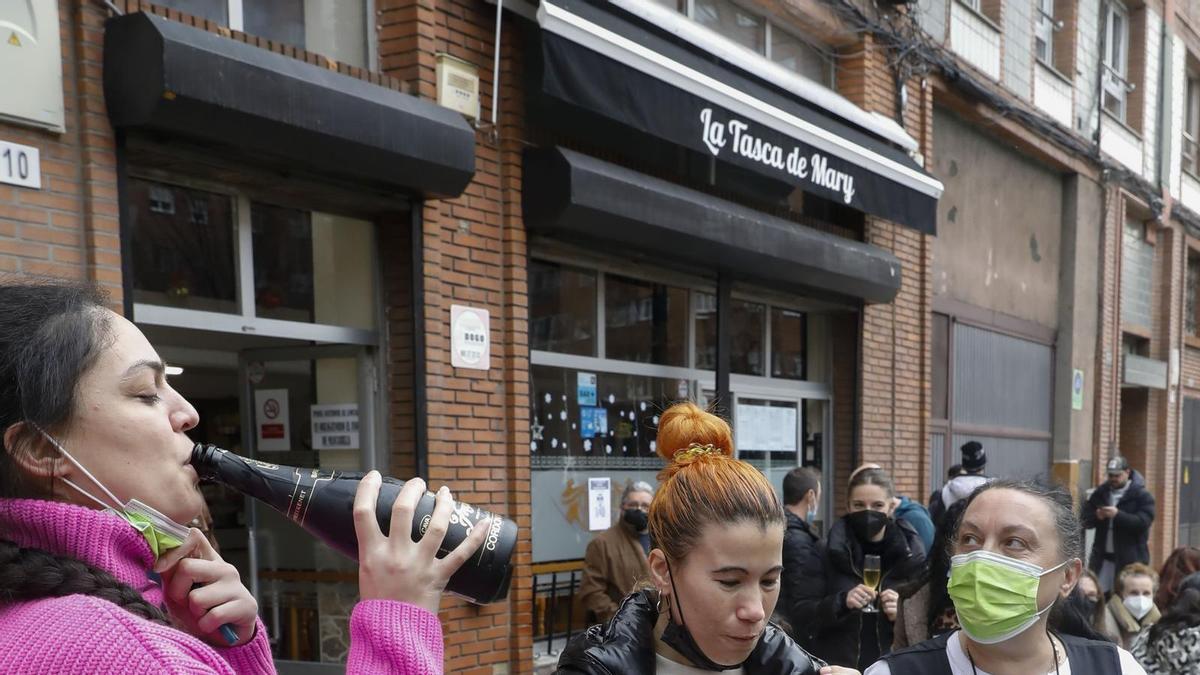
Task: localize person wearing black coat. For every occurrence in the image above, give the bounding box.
[556,403,856,675]
[556,590,832,675]
[1082,456,1156,594]
[780,467,825,650]
[799,469,927,671]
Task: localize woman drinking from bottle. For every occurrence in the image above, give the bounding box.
[555,402,856,675]
[869,479,1146,675]
[800,468,926,670]
[0,279,489,674]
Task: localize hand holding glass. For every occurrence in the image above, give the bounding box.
[861,554,881,614]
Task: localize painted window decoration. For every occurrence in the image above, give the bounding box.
[530,366,688,470]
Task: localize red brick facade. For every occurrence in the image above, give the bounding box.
[2,0,939,671]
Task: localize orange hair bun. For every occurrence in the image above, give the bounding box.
[655,402,734,480]
[648,401,784,561]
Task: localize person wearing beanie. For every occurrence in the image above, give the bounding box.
[927,442,990,528]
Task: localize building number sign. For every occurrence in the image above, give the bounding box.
[0,140,41,189]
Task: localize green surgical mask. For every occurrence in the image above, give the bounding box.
[37,426,190,560]
[122,499,189,558]
[947,550,1069,644]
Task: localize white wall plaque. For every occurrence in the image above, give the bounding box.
[451,304,491,370]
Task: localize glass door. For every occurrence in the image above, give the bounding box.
[234,345,379,671]
[701,388,832,533]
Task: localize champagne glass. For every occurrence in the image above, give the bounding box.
[861,554,882,614]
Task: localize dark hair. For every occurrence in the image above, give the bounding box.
[1157,546,1200,611]
[1050,584,1114,643]
[848,467,895,500]
[0,280,167,625]
[947,464,963,479]
[1147,572,1200,648]
[958,478,1083,561]
[783,466,821,506]
[921,498,968,635]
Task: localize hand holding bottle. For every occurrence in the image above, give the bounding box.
[155,528,258,647]
[353,471,492,614]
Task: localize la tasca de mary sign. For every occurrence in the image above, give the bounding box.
[699,108,856,206]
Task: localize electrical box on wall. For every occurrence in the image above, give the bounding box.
[1,0,66,132]
[435,54,480,122]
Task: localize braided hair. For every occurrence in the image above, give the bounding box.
[0,280,168,624]
[0,541,168,623]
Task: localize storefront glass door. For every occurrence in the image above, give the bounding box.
[231,345,378,673]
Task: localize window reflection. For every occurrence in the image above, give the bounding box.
[530,260,598,356]
[252,203,315,323]
[694,0,765,53]
[771,308,806,380]
[695,294,766,375]
[129,178,238,313]
[605,275,688,366]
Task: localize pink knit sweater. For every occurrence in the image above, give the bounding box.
[0,498,445,674]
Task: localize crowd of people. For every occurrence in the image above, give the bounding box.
[575,415,1197,674]
[1,277,1198,674]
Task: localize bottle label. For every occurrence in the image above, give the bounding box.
[239,456,280,471]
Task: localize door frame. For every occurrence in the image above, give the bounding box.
[237,344,382,672]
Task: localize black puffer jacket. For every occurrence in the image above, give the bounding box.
[806,515,926,670]
[554,589,827,674]
[780,511,824,651]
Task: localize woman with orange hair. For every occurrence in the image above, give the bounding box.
[555,402,857,674]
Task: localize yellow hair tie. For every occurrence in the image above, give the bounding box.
[673,443,720,462]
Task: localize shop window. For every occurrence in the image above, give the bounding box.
[529,260,598,356]
[250,203,377,330]
[1185,67,1200,176]
[695,294,767,375]
[530,365,683,465]
[770,308,806,380]
[604,275,689,366]
[1188,253,1200,336]
[130,178,378,332]
[154,0,369,69]
[128,178,238,314]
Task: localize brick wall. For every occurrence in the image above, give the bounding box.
[837,34,934,501]
[0,0,119,306]
[378,0,532,670]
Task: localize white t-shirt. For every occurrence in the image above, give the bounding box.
[862,632,1147,675]
[654,654,745,675]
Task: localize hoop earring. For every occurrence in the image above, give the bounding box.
[655,590,669,615]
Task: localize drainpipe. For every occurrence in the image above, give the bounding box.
[1158,10,1174,191]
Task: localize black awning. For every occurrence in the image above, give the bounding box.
[524,147,901,304]
[533,0,941,234]
[103,12,475,198]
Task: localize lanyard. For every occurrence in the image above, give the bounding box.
[966,631,1061,675]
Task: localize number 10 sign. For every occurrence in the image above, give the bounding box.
[0,140,41,190]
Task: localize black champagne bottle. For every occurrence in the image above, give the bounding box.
[190,444,515,604]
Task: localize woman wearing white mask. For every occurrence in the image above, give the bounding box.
[864,479,1146,675]
[1102,564,1161,648]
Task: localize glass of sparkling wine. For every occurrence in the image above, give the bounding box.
[861,554,882,614]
